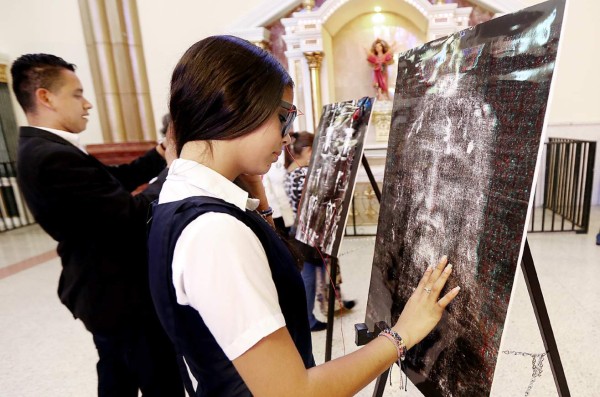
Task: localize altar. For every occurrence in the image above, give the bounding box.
[228,0,499,232]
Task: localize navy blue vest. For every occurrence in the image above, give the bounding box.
[148,196,314,396]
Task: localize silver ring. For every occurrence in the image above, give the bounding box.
[424,287,432,294]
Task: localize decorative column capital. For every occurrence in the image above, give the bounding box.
[251,40,270,51]
[302,0,315,11]
[303,51,324,69]
[303,51,324,130]
[0,64,7,84]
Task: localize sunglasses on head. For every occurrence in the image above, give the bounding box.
[279,100,298,137]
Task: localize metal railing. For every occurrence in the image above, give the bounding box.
[0,161,35,232]
[529,138,596,233]
[344,138,597,236]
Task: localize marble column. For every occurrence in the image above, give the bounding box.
[303,51,324,130]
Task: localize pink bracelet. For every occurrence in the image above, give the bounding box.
[379,332,401,360]
[378,328,407,361]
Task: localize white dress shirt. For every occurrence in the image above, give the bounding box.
[159,158,285,360]
[34,126,88,154]
[262,153,294,227]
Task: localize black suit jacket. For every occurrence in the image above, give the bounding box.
[17,126,167,334]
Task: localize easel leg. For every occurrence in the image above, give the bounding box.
[324,257,338,362]
[372,370,389,397]
[361,154,381,202]
[521,239,571,396]
[354,321,391,396]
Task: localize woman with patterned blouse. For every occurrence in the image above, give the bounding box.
[284,132,327,331]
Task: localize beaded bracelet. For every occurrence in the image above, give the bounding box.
[258,207,274,217]
[378,328,407,361]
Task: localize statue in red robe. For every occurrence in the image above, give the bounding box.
[366,38,395,101]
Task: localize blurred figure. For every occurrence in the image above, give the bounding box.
[263,152,294,236]
[159,113,171,137]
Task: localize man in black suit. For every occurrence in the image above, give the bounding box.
[11,53,184,396]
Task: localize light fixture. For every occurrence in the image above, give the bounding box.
[372,13,385,24]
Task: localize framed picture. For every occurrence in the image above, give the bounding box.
[365,1,566,395]
[295,97,373,257]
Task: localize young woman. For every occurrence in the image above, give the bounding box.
[148,35,460,397]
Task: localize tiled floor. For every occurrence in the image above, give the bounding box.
[1,208,598,396]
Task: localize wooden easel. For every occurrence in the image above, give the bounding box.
[343,153,571,396]
[324,154,381,361]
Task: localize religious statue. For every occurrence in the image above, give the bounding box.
[365,38,396,101]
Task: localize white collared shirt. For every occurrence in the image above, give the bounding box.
[159,158,285,360]
[263,153,294,227]
[33,126,88,154]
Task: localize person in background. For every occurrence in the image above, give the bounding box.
[284,131,355,331]
[284,131,326,331]
[147,35,459,397]
[262,152,294,236]
[159,113,171,138]
[11,53,184,396]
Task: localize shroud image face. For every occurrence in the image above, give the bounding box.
[295,97,373,257]
[365,1,565,395]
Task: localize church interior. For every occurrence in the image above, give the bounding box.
[0,0,598,396]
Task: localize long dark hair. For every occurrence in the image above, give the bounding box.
[169,35,293,154]
[284,131,315,168]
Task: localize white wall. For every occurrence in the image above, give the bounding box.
[543,0,600,125]
[0,0,264,144]
[140,0,600,131]
[0,0,103,144]
[526,0,600,204]
[1,0,598,144]
[136,0,265,135]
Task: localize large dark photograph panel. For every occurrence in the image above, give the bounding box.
[365,1,565,395]
[295,97,373,257]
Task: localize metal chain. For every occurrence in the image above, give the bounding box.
[502,350,547,396]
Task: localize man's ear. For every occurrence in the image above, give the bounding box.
[35,88,53,110]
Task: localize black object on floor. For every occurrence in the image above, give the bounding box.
[310,321,327,332]
[343,300,356,310]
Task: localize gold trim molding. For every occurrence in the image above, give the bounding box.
[303,51,324,129]
[302,0,315,11]
[0,64,7,84]
[251,40,270,51]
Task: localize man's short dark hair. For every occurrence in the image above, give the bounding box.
[10,53,76,113]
